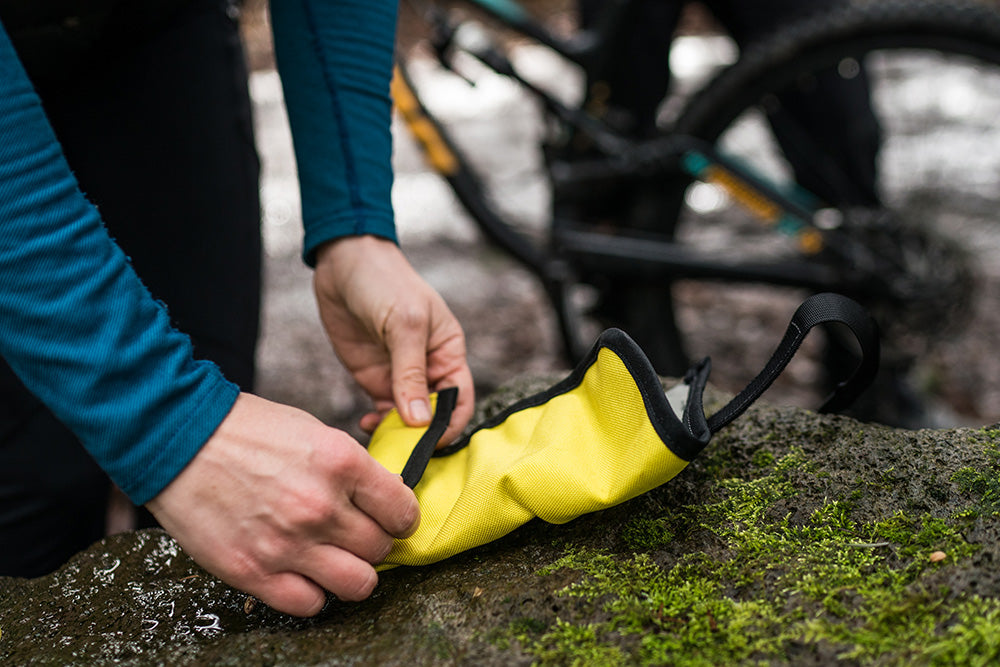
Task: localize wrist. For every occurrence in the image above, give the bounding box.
[314,234,397,270]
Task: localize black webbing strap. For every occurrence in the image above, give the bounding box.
[400,387,459,488]
[706,292,880,434]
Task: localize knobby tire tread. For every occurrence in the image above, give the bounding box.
[675,0,1000,141]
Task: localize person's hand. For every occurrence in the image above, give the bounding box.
[312,235,475,445]
[146,393,420,617]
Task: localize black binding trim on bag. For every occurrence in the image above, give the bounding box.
[429,328,711,463]
[399,292,879,488]
[706,292,880,434]
[400,387,458,489]
[617,331,712,461]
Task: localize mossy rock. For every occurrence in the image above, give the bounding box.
[2,379,999,666]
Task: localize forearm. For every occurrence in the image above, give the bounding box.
[0,22,237,504]
[270,0,399,266]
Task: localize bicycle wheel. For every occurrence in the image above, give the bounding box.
[651,0,1000,426]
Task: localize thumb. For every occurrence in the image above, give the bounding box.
[385,316,432,427]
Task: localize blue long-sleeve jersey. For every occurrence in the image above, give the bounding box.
[0,0,399,504]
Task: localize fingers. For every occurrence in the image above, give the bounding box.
[254,550,379,616]
[350,456,421,539]
[313,235,475,444]
[317,488,403,563]
[145,393,422,619]
[366,348,474,445]
[359,410,385,434]
[230,469,409,616]
[319,507,396,564]
[383,307,433,427]
[380,300,477,447]
[296,545,380,603]
[359,398,395,434]
[253,572,328,617]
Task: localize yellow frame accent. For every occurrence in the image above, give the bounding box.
[391,66,459,176]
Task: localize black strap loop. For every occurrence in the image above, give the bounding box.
[706,292,880,434]
[398,295,877,486]
[400,387,459,488]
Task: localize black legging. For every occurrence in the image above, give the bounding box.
[577,0,880,206]
[0,0,261,577]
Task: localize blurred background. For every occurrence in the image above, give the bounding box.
[237,1,1000,436]
[242,0,592,438]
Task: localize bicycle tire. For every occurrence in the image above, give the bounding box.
[623,0,1000,425]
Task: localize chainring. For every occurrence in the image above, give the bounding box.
[837,207,975,358]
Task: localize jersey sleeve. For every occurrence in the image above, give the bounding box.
[0,22,239,505]
[270,0,399,266]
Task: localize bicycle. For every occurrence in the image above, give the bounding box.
[392,0,1000,427]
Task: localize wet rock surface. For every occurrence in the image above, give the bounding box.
[3,381,999,665]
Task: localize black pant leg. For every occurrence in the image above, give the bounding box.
[705,0,881,205]
[578,0,681,136]
[39,0,263,387]
[0,0,261,577]
[0,362,110,578]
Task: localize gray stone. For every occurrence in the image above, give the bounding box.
[2,380,999,665]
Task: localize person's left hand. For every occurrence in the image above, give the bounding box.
[312,235,474,445]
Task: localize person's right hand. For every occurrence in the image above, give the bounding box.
[145,392,419,617]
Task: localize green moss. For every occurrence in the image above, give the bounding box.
[512,617,548,635]
[621,517,676,551]
[490,617,547,651]
[527,620,626,666]
[751,449,775,468]
[867,513,977,562]
[951,430,1000,517]
[416,621,458,661]
[919,597,1000,666]
[515,449,998,666]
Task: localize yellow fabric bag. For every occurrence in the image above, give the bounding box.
[368,293,878,569]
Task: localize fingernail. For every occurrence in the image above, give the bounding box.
[409,398,431,424]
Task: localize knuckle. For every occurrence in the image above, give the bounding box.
[285,491,334,528]
[226,549,266,587]
[384,304,429,341]
[398,494,420,532]
[395,303,430,328]
[396,365,427,387]
[314,435,366,480]
[440,321,466,347]
[253,529,302,569]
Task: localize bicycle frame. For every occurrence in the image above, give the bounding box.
[393,0,874,355]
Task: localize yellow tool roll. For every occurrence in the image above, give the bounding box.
[368,293,879,569]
